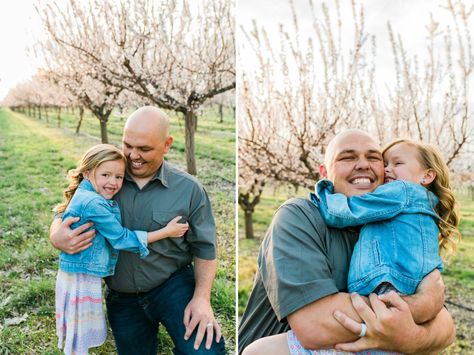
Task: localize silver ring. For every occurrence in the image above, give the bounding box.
[359,322,367,337]
[206,323,213,328]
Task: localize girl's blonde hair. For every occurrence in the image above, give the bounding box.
[54,144,126,213]
[383,139,461,258]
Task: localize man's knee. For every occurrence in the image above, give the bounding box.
[174,337,226,355]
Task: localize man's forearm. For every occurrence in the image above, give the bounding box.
[408,307,455,354]
[193,257,217,300]
[402,270,445,324]
[288,292,365,349]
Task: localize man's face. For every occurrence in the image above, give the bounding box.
[122,127,172,180]
[321,132,384,196]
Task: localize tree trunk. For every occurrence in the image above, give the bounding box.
[244,209,254,239]
[99,117,109,143]
[184,110,197,175]
[76,107,84,134]
[238,189,263,239]
[57,107,61,127]
[238,192,255,239]
[218,104,223,123]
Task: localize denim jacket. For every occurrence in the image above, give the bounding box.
[59,179,149,277]
[310,179,443,295]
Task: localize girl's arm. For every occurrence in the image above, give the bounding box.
[312,180,410,227]
[147,216,189,243]
[84,199,149,257]
[86,200,189,257]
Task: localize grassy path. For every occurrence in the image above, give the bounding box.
[0,109,235,354]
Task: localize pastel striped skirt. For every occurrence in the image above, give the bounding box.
[287,330,402,355]
[55,270,107,354]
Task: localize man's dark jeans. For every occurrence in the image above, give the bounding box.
[105,265,226,354]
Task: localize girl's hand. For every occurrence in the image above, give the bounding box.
[164,216,189,238]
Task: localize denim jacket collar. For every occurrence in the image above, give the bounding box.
[78,179,117,206]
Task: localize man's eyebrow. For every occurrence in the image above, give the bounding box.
[337,149,356,155]
[122,141,153,149]
[336,149,382,156]
[367,149,382,155]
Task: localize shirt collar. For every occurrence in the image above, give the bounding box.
[124,161,169,188]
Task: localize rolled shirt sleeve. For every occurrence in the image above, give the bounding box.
[259,199,341,321]
[187,184,217,260]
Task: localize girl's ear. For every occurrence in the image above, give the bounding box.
[421,169,436,186]
[83,170,91,180]
[319,164,328,178]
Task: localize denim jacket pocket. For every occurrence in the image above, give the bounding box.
[349,237,381,284]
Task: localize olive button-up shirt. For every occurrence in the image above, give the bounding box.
[105,161,217,293]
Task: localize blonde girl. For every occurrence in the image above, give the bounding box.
[55,144,188,355]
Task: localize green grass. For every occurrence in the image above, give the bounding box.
[238,187,474,353]
[0,108,235,354]
[237,186,308,315]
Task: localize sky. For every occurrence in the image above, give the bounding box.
[0,0,44,101]
[0,0,468,101]
[238,0,456,90]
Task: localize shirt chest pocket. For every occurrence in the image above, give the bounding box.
[151,210,188,230]
[149,210,189,254]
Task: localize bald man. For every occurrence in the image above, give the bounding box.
[50,107,225,354]
[238,130,454,354]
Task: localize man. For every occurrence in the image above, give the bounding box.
[50,106,225,354]
[238,129,455,354]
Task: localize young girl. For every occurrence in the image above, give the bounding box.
[243,139,460,355]
[54,144,188,355]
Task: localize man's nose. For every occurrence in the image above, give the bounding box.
[129,148,140,160]
[355,158,370,170]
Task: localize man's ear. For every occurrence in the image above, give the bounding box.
[164,136,173,153]
[319,164,328,178]
[422,169,436,186]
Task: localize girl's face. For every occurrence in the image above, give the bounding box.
[383,143,427,184]
[84,160,126,199]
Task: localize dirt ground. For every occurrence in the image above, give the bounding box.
[443,279,474,354]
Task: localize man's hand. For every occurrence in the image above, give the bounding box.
[50,217,95,254]
[403,269,445,324]
[183,295,222,350]
[333,292,424,353]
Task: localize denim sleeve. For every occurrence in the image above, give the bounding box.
[83,199,149,258]
[313,180,409,227]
